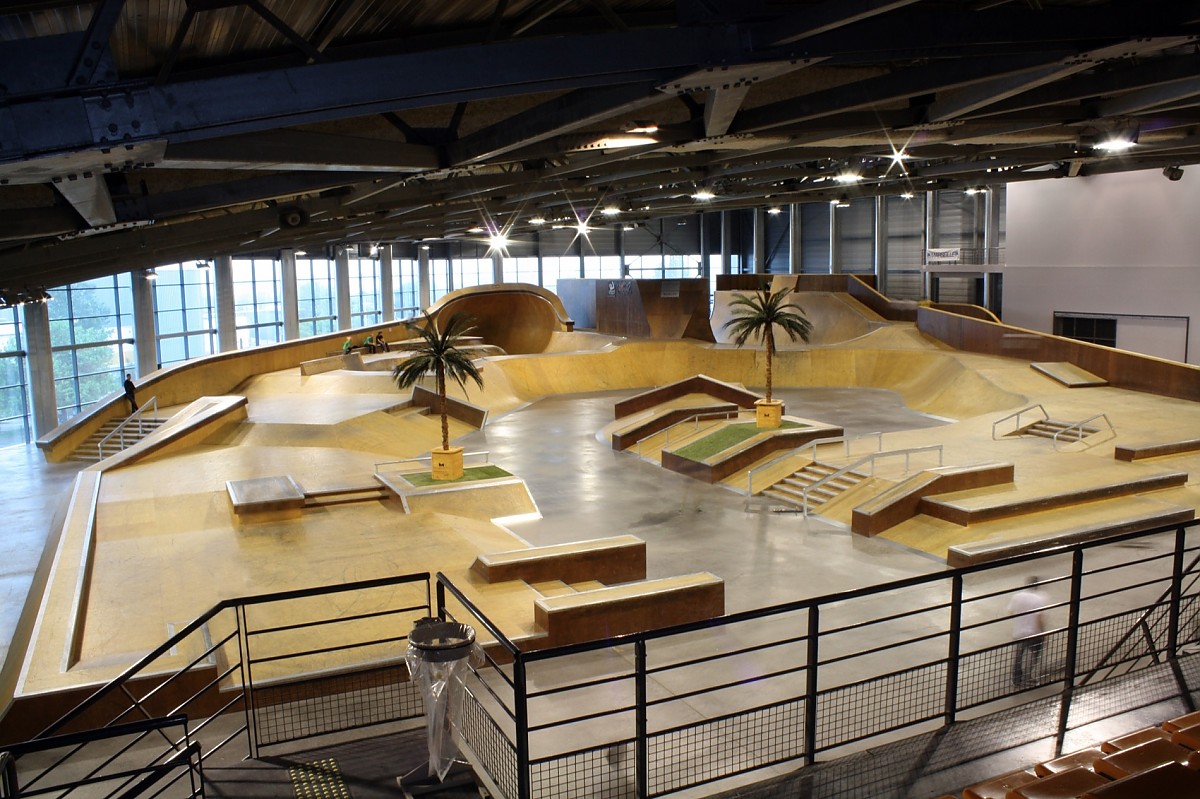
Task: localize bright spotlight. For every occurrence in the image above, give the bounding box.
[690,189,715,201]
[602,206,621,216]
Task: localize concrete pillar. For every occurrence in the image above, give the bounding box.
[752,208,766,273]
[788,204,801,274]
[418,246,431,311]
[829,202,841,274]
[131,269,158,372]
[280,248,299,340]
[23,300,57,438]
[379,244,395,320]
[491,251,504,284]
[923,191,937,300]
[214,255,237,352]
[335,246,352,330]
[874,196,888,293]
[699,212,711,278]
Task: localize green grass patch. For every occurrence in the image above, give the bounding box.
[673,421,806,462]
[404,464,512,487]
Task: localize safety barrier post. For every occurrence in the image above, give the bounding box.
[804,607,820,765]
[636,640,649,798]
[945,575,964,724]
[1055,550,1084,755]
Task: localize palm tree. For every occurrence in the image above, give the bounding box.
[392,312,484,454]
[723,286,812,408]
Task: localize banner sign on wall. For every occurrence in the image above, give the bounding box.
[925,248,962,262]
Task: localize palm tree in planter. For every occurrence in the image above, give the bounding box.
[392,312,484,480]
[723,286,812,428]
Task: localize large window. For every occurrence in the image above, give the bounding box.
[0,307,29,446]
[1055,314,1117,348]
[232,257,283,348]
[430,257,452,303]
[393,256,420,318]
[297,255,337,336]
[348,252,381,328]
[50,274,135,421]
[152,261,216,368]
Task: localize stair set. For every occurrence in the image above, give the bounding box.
[1020,417,1101,443]
[762,461,868,512]
[68,416,168,462]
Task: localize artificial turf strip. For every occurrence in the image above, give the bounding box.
[673,421,806,462]
[404,464,512,487]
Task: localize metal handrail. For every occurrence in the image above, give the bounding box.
[801,444,943,516]
[634,409,742,457]
[991,403,1048,440]
[745,432,884,497]
[374,450,490,472]
[1053,412,1115,451]
[97,396,158,459]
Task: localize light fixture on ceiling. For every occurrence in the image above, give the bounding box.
[834,169,862,184]
[1164,165,1185,181]
[575,221,590,235]
[690,189,715,201]
[626,122,658,134]
[196,259,211,271]
[487,232,509,251]
[834,195,851,208]
[964,186,984,195]
[529,216,546,226]
[767,206,782,215]
[467,226,485,234]
[144,268,158,281]
[900,191,914,200]
[1095,137,1136,153]
[889,149,910,164]
[294,249,307,257]
[601,206,622,216]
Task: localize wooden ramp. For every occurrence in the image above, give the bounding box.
[1030,361,1108,387]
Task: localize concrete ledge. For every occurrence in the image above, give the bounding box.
[611,404,738,451]
[227,475,306,521]
[948,505,1196,567]
[534,572,724,646]
[614,374,759,419]
[920,471,1189,525]
[411,384,488,429]
[301,353,363,375]
[852,462,1014,536]
[1030,361,1108,388]
[662,422,843,484]
[473,535,646,585]
[1115,439,1200,462]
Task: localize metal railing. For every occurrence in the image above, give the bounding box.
[440,520,1200,798]
[1053,413,1116,451]
[745,432,883,497]
[635,409,743,457]
[98,395,159,459]
[17,523,1200,799]
[800,444,943,516]
[991,403,1048,440]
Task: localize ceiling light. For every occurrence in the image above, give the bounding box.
[900,191,914,200]
[196,259,211,270]
[467,226,485,234]
[529,216,546,225]
[144,268,157,281]
[1095,137,1135,152]
[575,222,590,235]
[691,189,715,201]
[834,172,862,184]
[488,232,509,251]
[889,149,910,163]
[834,195,851,208]
[767,206,782,215]
[602,206,621,216]
[578,134,659,150]
[626,123,658,134]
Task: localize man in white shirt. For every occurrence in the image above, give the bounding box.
[1009,576,1049,686]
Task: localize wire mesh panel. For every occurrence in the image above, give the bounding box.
[649,697,806,797]
[816,662,945,751]
[957,630,1068,710]
[458,684,520,799]
[531,741,635,799]
[1074,607,1165,679]
[254,663,421,746]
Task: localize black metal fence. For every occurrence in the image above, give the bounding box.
[441,522,1200,798]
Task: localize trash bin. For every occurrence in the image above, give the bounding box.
[405,618,478,784]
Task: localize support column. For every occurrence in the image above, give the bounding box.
[720,210,733,275]
[923,191,937,300]
[829,202,841,274]
[23,300,57,438]
[874,196,889,293]
[418,246,431,311]
[491,251,504,284]
[131,269,157,373]
[788,204,801,274]
[752,208,766,273]
[699,213,711,278]
[280,248,300,340]
[215,255,237,352]
[335,246,352,330]
[379,244,395,320]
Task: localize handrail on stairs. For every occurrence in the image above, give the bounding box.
[97,396,158,460]
[745,432,883,497]
[991,403,1049,440]
[801,444,943,517]
[1053,412,1116,451]
[634,409,744,457]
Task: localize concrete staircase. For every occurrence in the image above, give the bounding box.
[762,461,869,512]
[1022,418,1101,443]
[68,417,168,463]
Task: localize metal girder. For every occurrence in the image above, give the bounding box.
[66,0,124,88]
[754,0,922,47]
[161,130,439,171]
[51,172,116,226]
[1096,75,1200,117]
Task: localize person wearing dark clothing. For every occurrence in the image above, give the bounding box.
[375,331,389,352]
[123,374,137,414]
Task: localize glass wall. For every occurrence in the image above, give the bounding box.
[393,255,420,318]
[0,307,29,446]
[49,274,135,422]
[152,261,216,368]
[232,257,283,349]
[347,252,382,328]
[297,254,337,336]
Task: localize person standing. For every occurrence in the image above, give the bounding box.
[1009,576,1049,686]
[123,374,137,414]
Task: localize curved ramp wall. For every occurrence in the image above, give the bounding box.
[427,283,574,355]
